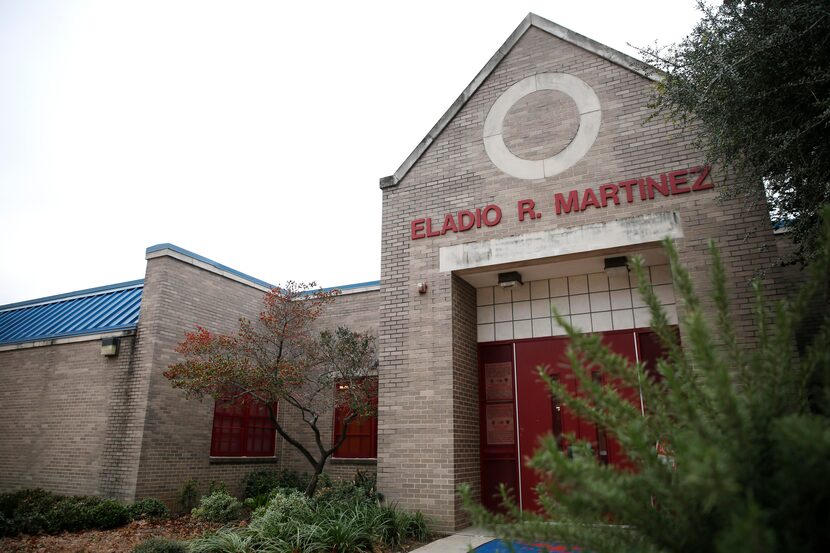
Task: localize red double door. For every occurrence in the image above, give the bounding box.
[479,330,665,512]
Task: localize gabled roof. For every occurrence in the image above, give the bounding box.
[0,280,143,346]
[379,13,659,189]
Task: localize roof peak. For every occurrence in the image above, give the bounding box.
[379,12,658,189]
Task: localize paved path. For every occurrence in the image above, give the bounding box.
[411,527,496,553]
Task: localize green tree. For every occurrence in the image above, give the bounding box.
[463,210,830,552]
[643,0,830,261]
[164,282,377,497]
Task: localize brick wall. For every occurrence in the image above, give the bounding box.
[278,288,381,483]
[133,252,381,507]
[132,253,271,506]
[378,25,784,530]
[0,335,137,497]
[451,274,479,527]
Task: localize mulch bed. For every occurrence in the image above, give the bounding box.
[0,515,224,553]
[0,516,432,552]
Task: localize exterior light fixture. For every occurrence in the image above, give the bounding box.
[498,271,523,288]
[417,282,428,294]
[101,337,120,357]
[604,256,629,278]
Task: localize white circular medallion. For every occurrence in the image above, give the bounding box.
[483,73,601,180]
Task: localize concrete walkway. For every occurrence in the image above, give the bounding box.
[411,527,496,552]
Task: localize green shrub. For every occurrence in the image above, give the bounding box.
[191,491,243,523]
[0,513,12,537]
[128,498,170,520]
[241,494,270,512]
[208,480,227,495]
[90,499,129,529]
[248,489,314,534]
[0,490,134,535]
[242,468,322,498]
[178,478,200,512]
[44,497,98,533]
[315,471,383,504]
[131,537,188,553]
[1,489,60,535]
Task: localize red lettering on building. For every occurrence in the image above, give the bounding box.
[580,188,601,211]
[691,165,714,191]
[408,166,716,240]
[411,219,425,240]
[554,191,580,215]
[599,183,620,207]
[618,179,638,203]
[482,205,502,226]
[646,175,670,199]
[458,210,475,231]
[668,169,690,194]
[440,214,458,235]
[518,199,538,222]
[425,218,440,238]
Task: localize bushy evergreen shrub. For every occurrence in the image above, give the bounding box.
[191,491,243,523]
[89,499,129,529]
[43,498,98,533]
[0,490,166,536]
[128,498,170,520]
[242,468,329,498]
[178,478,200,512]
[315,470,383,504]
[462,209,830,553]
[0,489,59,535]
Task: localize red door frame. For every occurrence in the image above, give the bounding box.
[477,327,674,512]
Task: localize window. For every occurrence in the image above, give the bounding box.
[332,380,378,459]
[210,395,276,457]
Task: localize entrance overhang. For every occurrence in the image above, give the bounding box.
[439,211,683,273]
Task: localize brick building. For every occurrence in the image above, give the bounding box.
[0,14,798,532]
[0,243,380,505]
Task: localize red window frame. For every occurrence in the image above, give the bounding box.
[332,379,378,459]
[210,395,277,457]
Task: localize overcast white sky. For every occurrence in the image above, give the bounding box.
[0,0,705,305]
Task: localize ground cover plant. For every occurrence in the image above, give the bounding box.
[190,472,428,553]
[463,208,830,552]
[190,490,244,523]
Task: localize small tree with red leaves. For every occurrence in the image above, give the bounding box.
[164,281,377,497]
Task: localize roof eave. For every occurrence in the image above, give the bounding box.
[379,13,662,190]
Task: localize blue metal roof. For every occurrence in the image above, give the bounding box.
[0,280,143,346]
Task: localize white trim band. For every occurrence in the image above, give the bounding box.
[439,212,684,272]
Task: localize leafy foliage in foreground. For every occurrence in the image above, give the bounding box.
[463,210,830,552]
[242,468,330,499]
[643,0,830,261]
[128,498,171,521]
[191,491,243,523]
[189,487,428,553]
